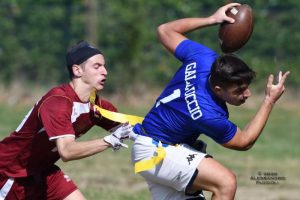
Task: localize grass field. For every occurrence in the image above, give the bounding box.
[0,95,299,200]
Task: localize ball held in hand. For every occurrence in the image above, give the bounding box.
[219,4,254,53]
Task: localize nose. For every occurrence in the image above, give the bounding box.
[102,66,108,76]
[243,88,251,98]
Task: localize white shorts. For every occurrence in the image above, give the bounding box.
[131,135,207,200]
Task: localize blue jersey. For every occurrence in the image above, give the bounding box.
[134,40,237,145]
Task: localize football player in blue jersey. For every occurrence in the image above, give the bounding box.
[131,3,289,200]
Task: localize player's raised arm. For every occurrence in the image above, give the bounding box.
[157,3,239,53]
[222,71,290,151]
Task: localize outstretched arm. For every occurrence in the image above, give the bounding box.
[223,71,290,151]
[56,123,132,161]
[157,3,240,53]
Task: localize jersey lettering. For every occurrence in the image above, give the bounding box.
[184,62,202,120]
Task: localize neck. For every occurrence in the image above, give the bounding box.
[69,81,94,103]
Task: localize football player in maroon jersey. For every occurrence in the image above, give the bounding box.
[0,41,131,200]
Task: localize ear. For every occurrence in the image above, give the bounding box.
[213,85,222,94]
[72,64,83,77]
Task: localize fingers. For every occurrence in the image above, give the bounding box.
[268,70,290,86]
[224,2,241,10]
[278,71,290,85]
[120,142,128,148]
[213,2,240,24]
[227,3,241,7]
[267,74,274,88]
[224,4,240,23]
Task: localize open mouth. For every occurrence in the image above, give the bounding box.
[99,79,106,85]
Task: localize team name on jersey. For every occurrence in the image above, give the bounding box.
[184,62,202,120]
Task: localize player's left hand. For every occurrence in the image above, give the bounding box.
[265,71,290,104]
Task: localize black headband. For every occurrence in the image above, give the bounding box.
[66,41,102,68]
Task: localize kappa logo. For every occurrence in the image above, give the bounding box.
[186,154,197,165]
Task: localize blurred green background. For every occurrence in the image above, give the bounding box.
[0,0,300,199]
[1,0,300,93]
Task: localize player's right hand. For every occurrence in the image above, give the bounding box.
[104,122,132,150]
[104,133,128,151]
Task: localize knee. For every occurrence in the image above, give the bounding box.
[217,170,237,199]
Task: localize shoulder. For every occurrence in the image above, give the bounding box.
[175,39,217,61]
[46,84,74,97]
[39,84,74,112]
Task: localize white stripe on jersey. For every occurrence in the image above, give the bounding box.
[71,102,90,123]
[49,134,75,141]
[15,107,34,132]
[0,178,14,200]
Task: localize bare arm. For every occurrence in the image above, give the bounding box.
[56,123,131,161]
[157,3,240,53]
[56,136,111,162]
[222,71,290,150]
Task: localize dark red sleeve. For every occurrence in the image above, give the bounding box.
[39,96,75,139]
[93,98,120,131]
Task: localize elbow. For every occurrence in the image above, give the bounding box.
[60,155,71,162]
[157,23,166,33]
[157,23,169,39]
[60,156,71,162]
[59,150,73,162]
[237,141,255,151]
[238,144,253,151]
[224,140,254,151]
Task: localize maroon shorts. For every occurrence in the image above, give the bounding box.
[0,166,77,200]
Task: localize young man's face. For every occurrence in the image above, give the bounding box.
[80,54,107,91]
[218,83,252,106]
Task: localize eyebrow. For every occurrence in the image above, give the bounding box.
[93,62,105,66]
[233,85,248,92]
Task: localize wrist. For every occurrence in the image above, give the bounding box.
[103,135,113,147]
[263,97,275,107]
[207,16,218,25]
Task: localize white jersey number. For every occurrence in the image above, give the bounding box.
[155,89,181,108]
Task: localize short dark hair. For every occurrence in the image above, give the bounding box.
[210,54,256,89]
[66,40,102,78]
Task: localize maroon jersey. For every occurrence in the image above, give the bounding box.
[0,84,118,178]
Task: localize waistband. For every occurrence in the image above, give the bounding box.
[135,124,176,146]
[136,134,173,147]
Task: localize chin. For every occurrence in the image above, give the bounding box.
[96,85,104,91]
[238,100,246,106]
[229,101,245,106]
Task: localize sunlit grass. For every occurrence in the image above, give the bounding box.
[0,97,299,199]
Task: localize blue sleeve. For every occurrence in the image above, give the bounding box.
[199,118,237,144]
[174,39,217,62]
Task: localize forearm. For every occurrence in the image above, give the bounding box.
[241,71,289,147]
[223,71,289,151]
[158,17,217,36]
[157,3,239,53]
[242,98,274,147]
[157,17,218,52]
[57,138,111,162]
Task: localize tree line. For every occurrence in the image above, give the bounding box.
[0,0,299,93]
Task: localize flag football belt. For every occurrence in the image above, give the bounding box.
[89,91,167,173]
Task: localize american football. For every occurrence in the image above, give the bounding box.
[219,4,254,53]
